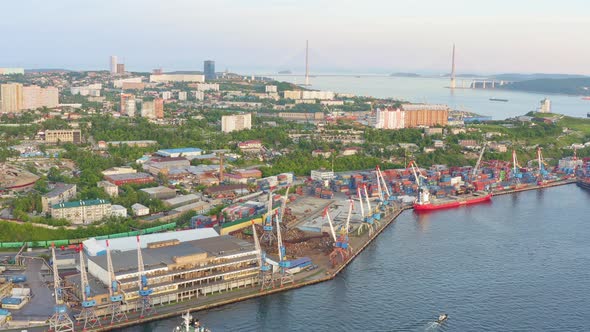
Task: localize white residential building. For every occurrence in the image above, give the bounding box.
[221,113,252,133]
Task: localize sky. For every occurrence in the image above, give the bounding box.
[2,0,589,75]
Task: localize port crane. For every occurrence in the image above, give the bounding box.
[511,150,523,183]
[537,147,550,183]
[323,206,338,243]
[408,160,430,205]
[259,191,277,246]
[356,186,374,235]
[472,144,487,182]
[105,239,127,324]
[375,166,393,208]
[48,243,75,332]
[276,186,294,287]
[363,184,381,224]
[77,245,101,330]
[251,219,275,290]
[136,236,154,318]
[329,199,354,266]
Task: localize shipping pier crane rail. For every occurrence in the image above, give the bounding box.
[48,242,75,332]
[251,219,275,291]
[105,239,127,324]
[77,244,101,330]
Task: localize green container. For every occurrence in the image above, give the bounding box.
[1,242,24,248]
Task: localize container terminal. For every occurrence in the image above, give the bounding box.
[0,151,585,332]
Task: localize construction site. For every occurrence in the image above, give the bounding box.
[0,148,581,331]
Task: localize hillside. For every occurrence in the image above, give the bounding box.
[498,77,590,96]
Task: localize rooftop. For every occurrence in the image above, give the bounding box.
[140,186,176,195]
[156,148,203,155]
[105,172,153,181]
[44,183,76,198]
[163,194,200,206]
[52,199,110,209]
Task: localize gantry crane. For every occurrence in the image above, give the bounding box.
[48,243,75,332]
[77,245,100,330]
[356,186,374,235]
[276,187,293,287]
[105,239,127,324]
[136,236,154,318]
[363,184,381,224]
[259,191,277,246]
[251,220,274,291]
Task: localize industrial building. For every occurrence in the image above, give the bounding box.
[105,172,154,186]
[155,148,203,159]
[50,199,111,225]
[143,157,191,175]
[140,186,176,200]
[163,194,200,208]
[41,183,77,212]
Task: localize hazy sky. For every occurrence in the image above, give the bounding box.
[2,0,589,74]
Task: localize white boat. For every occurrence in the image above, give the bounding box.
[435,313,448,324]
[173,311,211,332]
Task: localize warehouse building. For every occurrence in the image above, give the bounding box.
[140,186,177,200]
[155,148,203,159]
[163,194,200,208]
[105,172,154,186]
[84,233,259,307]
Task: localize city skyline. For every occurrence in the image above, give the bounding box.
[2,0,590,75]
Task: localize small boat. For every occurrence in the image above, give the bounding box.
[173,311,211,332]
[435,313,448,324]
[489,98,508,102]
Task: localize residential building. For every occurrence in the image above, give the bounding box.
[237,140,263,153]
[70,84,101,96]
[194,83,219,92]
[193,91,205,101]
[433,140,445,148]
[204,60,215,80]
[278,112,324,121]
[311,169,335,181]
[425,127,444,136]
[51,199,111,225]
[106,140,158,148]
[0,83,23,113]
[401,104,449,128]
[140,186,176,200]
[458,140,478,149]
[45,129,82,144]
[131,203,150,216]
[97,181,118,197]
[539,98,551,113]
[116,63,125,74]
[121,82,146,90]
[283,90,301,99]
[22,85,59,110]
[0,68,24,75]
[375,107,404,129]
[41,184,77,213]
[162,91,172,100]
[110,56,118,74]
[312,150,332,158]
[141,98,164,119]
[301,90,335,100]
[265,85,277,93]
[113,77,143,88]
[149,74,204,83]
[178,91,187,101]
[120,93,136,117]
[105,172,154,186]
[221,113,252,133]
[111,205,127,218]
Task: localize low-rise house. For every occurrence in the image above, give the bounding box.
[131,203,149,216]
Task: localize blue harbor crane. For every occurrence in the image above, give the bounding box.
[327,200,354,266]
[105,239,127,324]
[251,220,275,291]
[136,236,154,318]
[48,243,75,332]
[356,186,375,235]
[276,187,294,287]
[259,191,277,246]
[77,244,101,330]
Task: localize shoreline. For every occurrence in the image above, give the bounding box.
[1,178,576,332]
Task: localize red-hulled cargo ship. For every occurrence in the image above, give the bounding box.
[577,177,590,191]
[413,188,492,211]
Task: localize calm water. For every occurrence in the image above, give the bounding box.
[269,75,590,120]
[121,185,590,331]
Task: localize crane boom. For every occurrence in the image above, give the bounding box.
[324,207,337,242]
[136,236,144,290]
[345,199,353,235]
[251,220,263,266]
[472,145,486,178]
[79,245,90,301]
[51,243,61,304]
[356,187,365,218]
[106,240,116,297]
[376,166,391,198]
[363,185,372,212]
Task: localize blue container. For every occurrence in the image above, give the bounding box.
[7,275,26,283]
[1,297,22,305]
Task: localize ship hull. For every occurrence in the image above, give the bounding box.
[577,180,590,191]
[414,193,492,211]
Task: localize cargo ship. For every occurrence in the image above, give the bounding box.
[489,98,509,102]
[577,177,590,191]
[413,187,492,211]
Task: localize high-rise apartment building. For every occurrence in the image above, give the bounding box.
[221,113,252,133]
[116,63,125,74]
[376,107,405,129]
[141,98,164,119]
[0,83,23,113]
[401,104,449,128]
[204,60,215,81]
[110,56,118,74]
[120,93,136,117]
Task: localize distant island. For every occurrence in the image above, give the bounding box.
[390,72,420,77]
[498,77,590,96]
